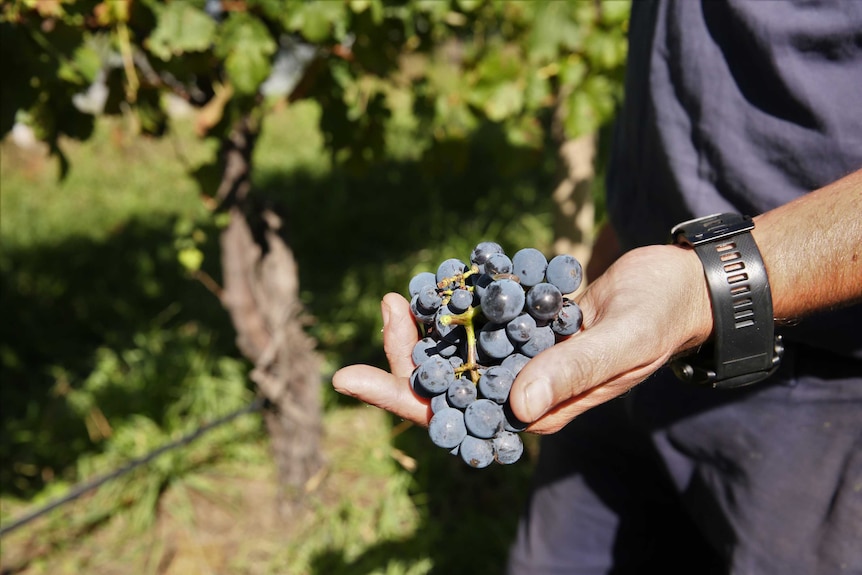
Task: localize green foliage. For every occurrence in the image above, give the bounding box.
[2,0,628,181]
[147,2,218,60]
[1,1,630,570]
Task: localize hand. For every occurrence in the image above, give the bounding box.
[509,244,712,433]
[332,244,712,433]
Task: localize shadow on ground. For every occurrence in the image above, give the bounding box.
[2,121,555,572]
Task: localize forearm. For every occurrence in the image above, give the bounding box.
[753,168,862,322]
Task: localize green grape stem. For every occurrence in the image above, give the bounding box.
[440,305,482,384]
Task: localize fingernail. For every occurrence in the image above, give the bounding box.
[381,300,391,329]
[523,378,553,421]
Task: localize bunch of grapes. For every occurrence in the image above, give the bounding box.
[408,241,584,468]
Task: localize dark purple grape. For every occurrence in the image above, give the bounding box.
[506,313,536,344]
[464,399,504,439]
[412,336,439,366]
[501,352,530,376]
[526,283,563,322]
[448,355,464,370]
[448,288,473,313]
[470,242,504,273]
[478,366,515,404]
[485,253,513,275]
[552,300,583,336]
[460,435,495,468]
[447,378,478,409]
[521,325,555,357]
[503,402,529,432]
[409,271,437,297]
[410,294,435,324]
[416,284,442,314]
[478,322,515,359]
[429,408,467,449]
[546,254,583,294]
[431,393,449,414]
[480,278,525,324]
[493,431,524,464]
[437,258,467,289]
[412,355,455,397]
[512,248,547,287]
[470,272,493,298]
[437,339,459,358]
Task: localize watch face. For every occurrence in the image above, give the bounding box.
[671,213,754,247]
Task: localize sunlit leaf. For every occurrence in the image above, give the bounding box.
[147,3,217,61]
[216,13,276,95]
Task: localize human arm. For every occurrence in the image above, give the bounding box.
[510,168,862,433]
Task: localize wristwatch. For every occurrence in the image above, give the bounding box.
[669,213,783,389]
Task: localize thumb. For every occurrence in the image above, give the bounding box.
[508,321,668,434]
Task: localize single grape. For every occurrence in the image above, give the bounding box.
[412,355,455,397]
[470,272,494,299]
[480,278,526,324]
[506,313,536,344]
[478,365,515,404]
[460,436,495,468]
[493,431,524,464]
[430,393,449,414]
[512,248,547,287]
[546,254,583,295]
[521,325,555,357]
[448,355,464,370]
[416,284,442,314]
[410,294,435,324]
[437,258,467,289]
[501,352,531,376]
[485,253,513,276]
[525,282,563,322]
[552,300,584,336]
[448,287,473,314]
[464,399,504,439]
[437,339,459,358]
[478,322,515,360]
[412,336,439,366]
[434,304,466,342]
[470,242,505,273]
[447,378,478,409]
[409,271,437,298]
[429,408,467,449]
[503,402,529,432]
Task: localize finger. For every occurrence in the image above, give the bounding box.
[332,364,432,426]
[382,292,420,378]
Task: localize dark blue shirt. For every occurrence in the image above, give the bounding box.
[607,0,862,358]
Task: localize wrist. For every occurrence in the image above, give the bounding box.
[671,244,715,354]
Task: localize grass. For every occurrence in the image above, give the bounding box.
[0,100,557,574]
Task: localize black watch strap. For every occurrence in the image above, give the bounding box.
[670,213,783,389]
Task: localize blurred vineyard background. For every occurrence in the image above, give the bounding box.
[0,1,628,573]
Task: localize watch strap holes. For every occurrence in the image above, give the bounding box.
[727,272,749,284]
